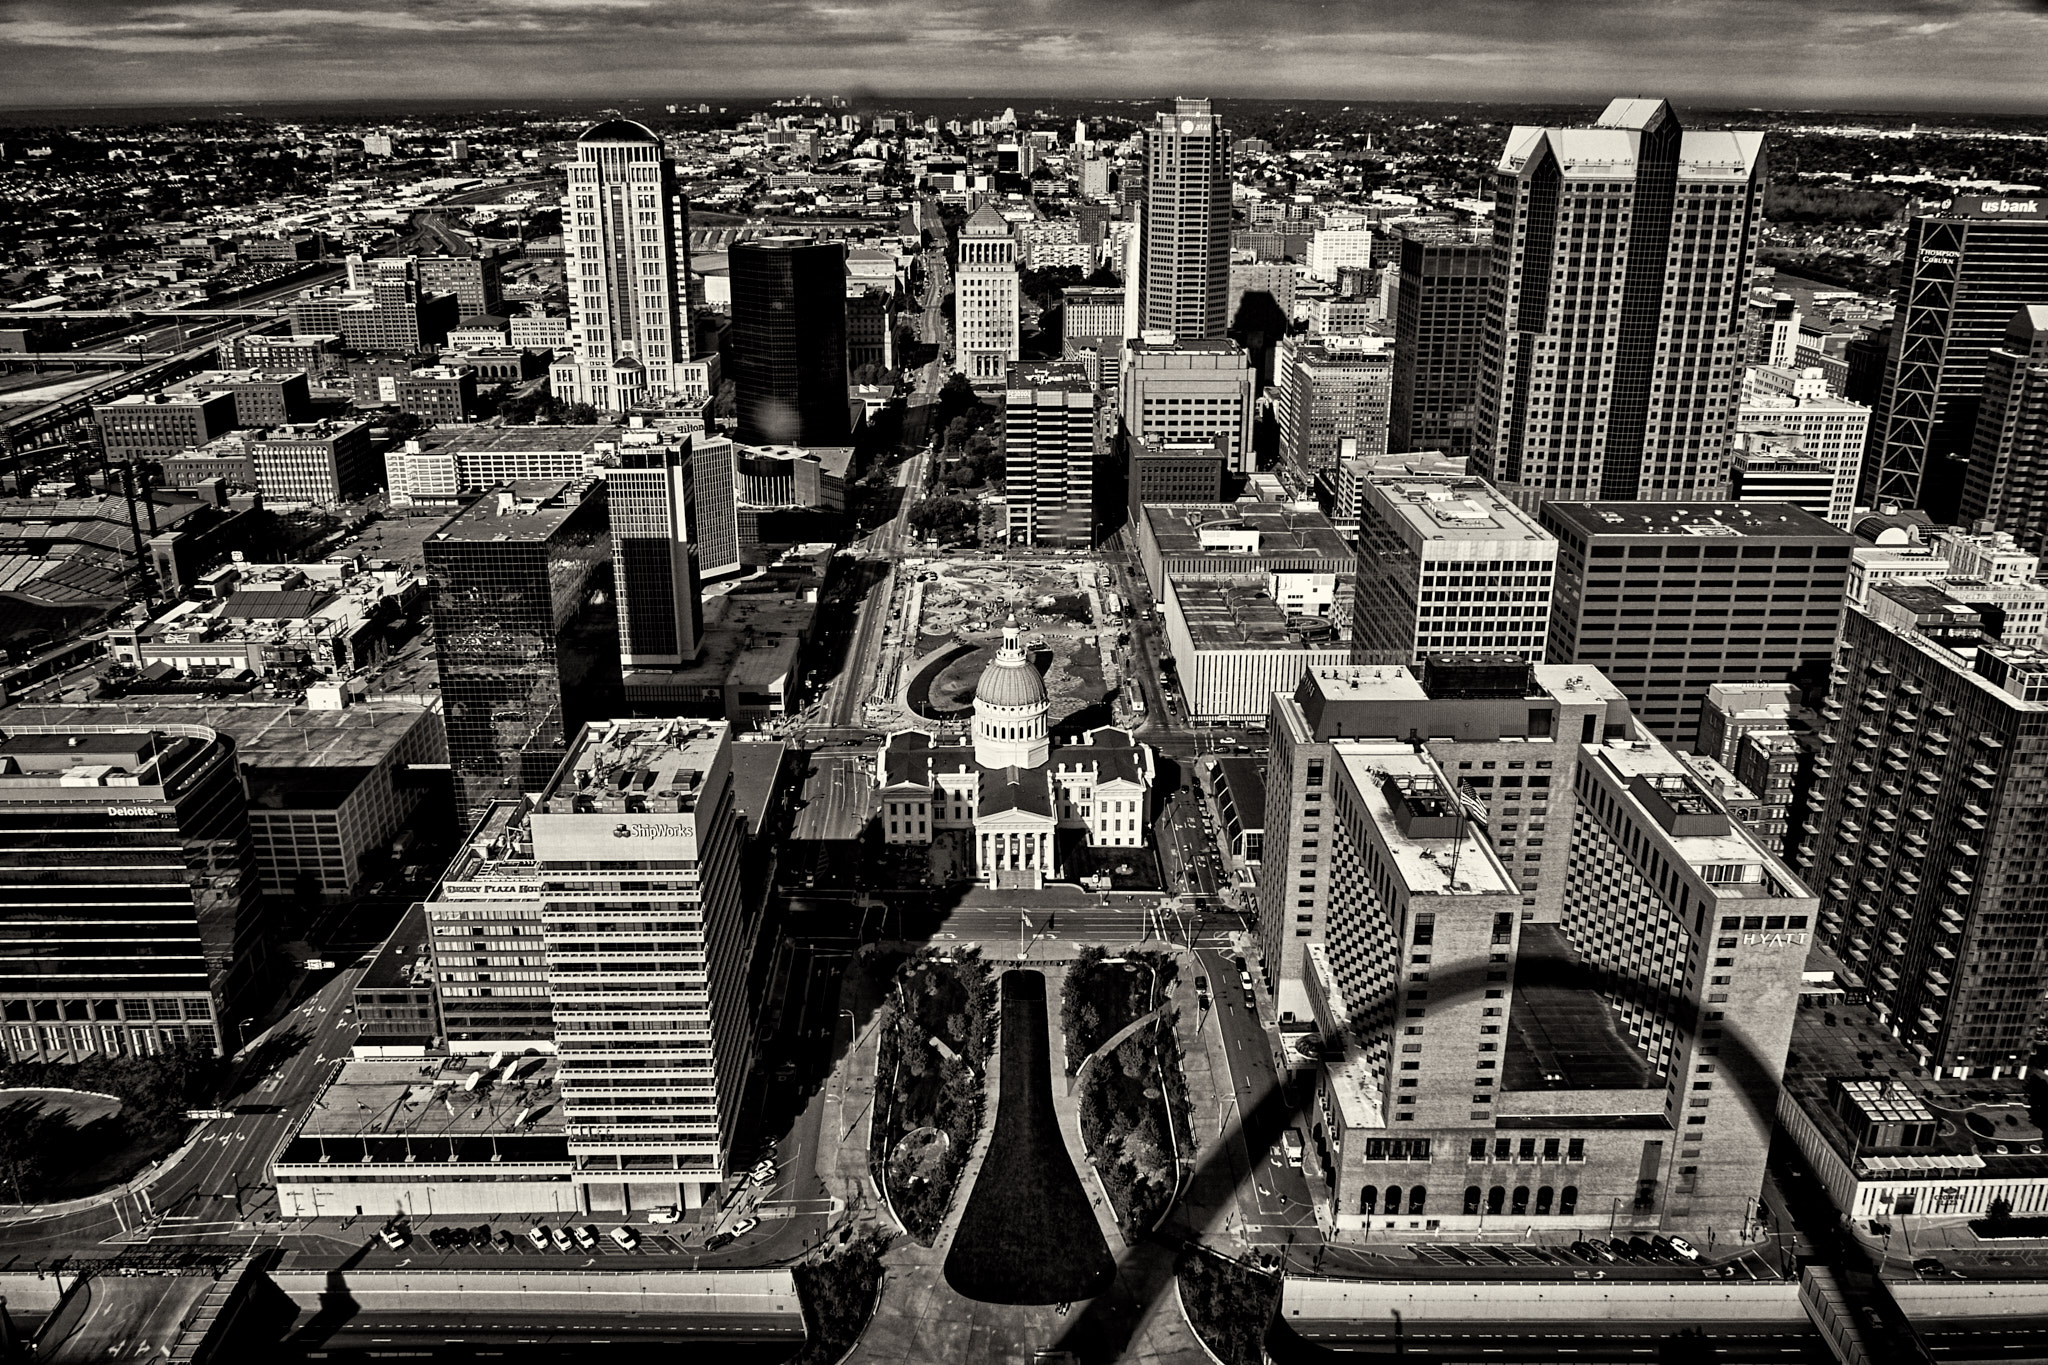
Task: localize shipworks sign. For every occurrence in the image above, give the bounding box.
[529,811,701,863]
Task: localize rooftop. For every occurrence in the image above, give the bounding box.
[1502,924,1659,1092]
[1590,741,1796,887]
[420,424,622,456]
[428,480,597,543]
[1144,503,1350,560]
[1361,475,1555,549]
[1543,501,1852,542]
[1,699,435,773]
[1169,577,1331,650]
[1784,997,2047,1181]
[293,1053,566,1141]
[537,717,730,815]
[1332,741,1512,896]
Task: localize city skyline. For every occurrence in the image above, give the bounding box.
[2,0,2047,112]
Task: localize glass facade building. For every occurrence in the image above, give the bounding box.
[425,481,620,822]
[0,725,265,1062]
[730,238,850,447]
[610,444,704,668]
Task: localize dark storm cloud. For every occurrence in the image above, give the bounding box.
[1,0,2044,109]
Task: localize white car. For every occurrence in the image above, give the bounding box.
[646,1206,682,1225]
[749,1159,779,1186]
[1666,1235,1702,1262]
[609,1225,640,1251]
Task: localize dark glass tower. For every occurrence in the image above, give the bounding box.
[1863,200,2048,517]
[425,480,620,821]
[0,725,265,1062]
[610,444,704,668]
[730,238,850,447]
[1390,228,1490,460]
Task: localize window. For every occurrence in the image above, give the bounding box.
[1512,1186,1530,1216]
[1487,1185,1506,1215]
[1465,1185,1483,1215]
[1535,1186,1554,1215]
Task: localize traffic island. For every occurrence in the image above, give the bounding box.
[1175,1244,1282,1365]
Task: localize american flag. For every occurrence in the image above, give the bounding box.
[1455,779,1490,829]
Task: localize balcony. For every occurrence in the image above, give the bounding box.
[1892,710,1919,727]
[1954,839,1981,858]
[1931,942,1955,960]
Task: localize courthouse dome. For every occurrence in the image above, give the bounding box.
[974,617,1048,711]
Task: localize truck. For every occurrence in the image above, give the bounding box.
[1283,1128,1305,1168]
[1106,591,1124,617]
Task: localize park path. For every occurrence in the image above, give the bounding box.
[827,953,1215,1365]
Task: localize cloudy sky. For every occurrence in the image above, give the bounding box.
[2,0,2045,112]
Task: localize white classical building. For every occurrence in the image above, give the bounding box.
[878,618,1153,889]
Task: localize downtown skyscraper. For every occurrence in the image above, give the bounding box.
[553,119,701,414]
[1474,99,1767,506]
[1864,199,2048,518]
[1141,97,1231,341]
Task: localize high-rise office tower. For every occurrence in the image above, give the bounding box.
[1541,502,1852,749]
[1273,335,1395,481]
[1863,199,2048,516]
[1795,610,2048,1078]
[1262,661,1812,1240]
[1736,365,1872,528]
[1390,227,1490,461]
[1142,98,1231,341]
[1350,473,1556,666]
[956,205,1021,382]
[555,119,695,414]
[609,444,704,669]
[1121,336,1255,473]
[689,434,741,579]
[426,480,621,822]
[1961,306,2048,553]
[1259,660,1630,990]
[0,724,264,1062]
[730,237,850,447]
[1003,360,1098,547]
[528,719,756,1211]
[1474,99,1767,506]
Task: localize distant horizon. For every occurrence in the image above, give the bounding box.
[0,91,2042,124]
[3,0,2047,117]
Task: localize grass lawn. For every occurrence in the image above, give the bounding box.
[1062,948,1194,1234]
[870,950,994,1244]
[942,970,1114,1304]
[1176,1245,1281,1365]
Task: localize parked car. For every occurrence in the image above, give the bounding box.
[1650,1236,1684,1263]
[527,1225,552,1250]
[1584,1241,1619,1264]
[550,1226,574,1251]
[378,1227,408,1250]
[610,1226,640,1251]
[1913,1256,1953,1276]
[1666,1235,1701,1262]
[730,1217,760,1238]
[704,1230,737,1251]
[749,1159,779,1186]
[1628,1237,1658,1261]
[493,1229,516,1251]
[571,1224,599,1251]
[647,1206,682,1225]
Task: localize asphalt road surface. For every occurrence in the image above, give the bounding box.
[2,963,367,1262]
[1271,1320,1832,1362]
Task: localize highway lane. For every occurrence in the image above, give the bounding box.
[1270,1321,1832,1362]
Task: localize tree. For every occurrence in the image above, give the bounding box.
[908,496,976,544]
[1989,1196,2014,1223]
[0,1099,59,1202]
